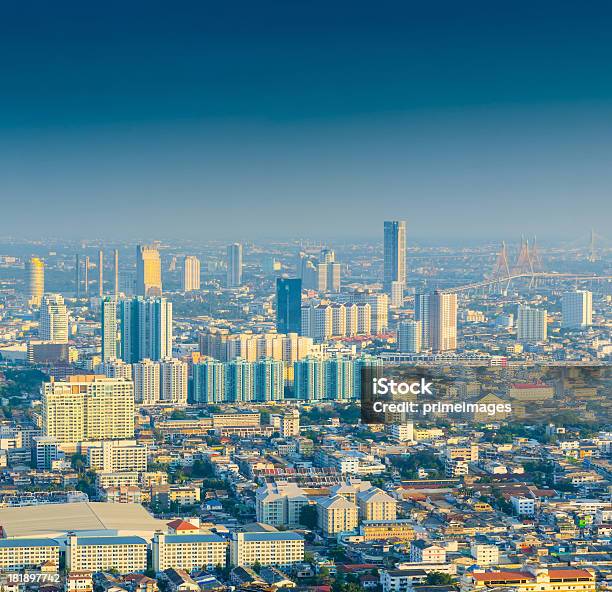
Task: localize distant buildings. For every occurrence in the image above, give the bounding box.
[199,329,313,363]
[136,244,162,297]
[42,375,134,444]
[182,255,201,292]
[39,294,68,343]
[153,531,227,572]
[517,305,547,342]
[27,256,45,306]
[133,357,188,405]
[101,297,119,361]
[256,482,309,528]
[192,358,284,403]
[226,243,243,288]
[119,297,173,363]
[300,248,341,293]
[562,290,592,329]
[397,320,421,353]
[430,291,458,352]
[276,277,302,334]
[383,220,406,293]
[414,293,431,349]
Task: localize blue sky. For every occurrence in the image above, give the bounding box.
[1,0,611,241]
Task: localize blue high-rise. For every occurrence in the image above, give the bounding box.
[276,277,302,334]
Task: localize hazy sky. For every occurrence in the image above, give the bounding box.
[1,1,611,242]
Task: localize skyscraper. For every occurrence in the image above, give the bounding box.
[136,244,162,297]
[562,290,593,329]
[517,306,547,342]
[397,320,422,353]
[276,278,302,334]
[226,243,243,288]
[160,358,188,405]
[101,297,119,361]
[84,255,89,296]
[39,294,69,343]
[414,293,431,349]
[75,254,81,298]
[119,297,173,363]
[430,291,458,352]
[182,255,201,292]
[383,220,406,293]
[114,249,119,296]
[98,249,104,297]
[27,257,45,307]
[133,358,161,405]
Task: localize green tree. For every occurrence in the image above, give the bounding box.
[425,572,455,585]
[300,504,319,529]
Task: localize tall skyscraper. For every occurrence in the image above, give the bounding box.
[562,290,593,329]
[27,257,45,307]
[397,320,422,353]
[430,291,458,352]
[114,249,119,296]
[383,220,406,293]
[84,255,90,296]
[517,306,547,342]
[133,358,161,405]
[42,376,134,444]
[39,294,69,343]
[101,297,119,361]
[182,255,201,292]
[390,280,404,308]
[414,293,431,349]
[119,297,173,363]
[136,244,162,297]
[276,278,302,334]
[160,358,188,405]
[98,249,104,297]
[226,243,243,288]
[75,254,81,298]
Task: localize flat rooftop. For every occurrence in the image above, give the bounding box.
[0,502,166,539]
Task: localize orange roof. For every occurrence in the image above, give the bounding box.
[167,518,198,530]
[472,571,532,582]
[548,570,593,579]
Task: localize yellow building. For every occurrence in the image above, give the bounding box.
[360,520,415,542]
[42,376,134,445]
[230,531,304,568]
[461,568,595,592]
[0,538,59,569]
[357,487,397,521]
[153,532,227,571]
[317,495,358,535]
[66,534,147,574]
[28,257,45,307]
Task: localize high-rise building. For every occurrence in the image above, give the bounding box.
[192,359,226,403]
[101,298,119,361]
[352,291,389,333]
[397,320,421,353]
[383,220,406,293]
[98,249,104,297]
[119,297,173,363]
[84,255,90,296]
[321,249,341,292]
[430,291,457,352]
[136,244,162,297]
[390,280,404,308]
[39,294,69,343]
[101,358,132,380]
[414,293,431,349]
[75,254,81,298]
[226,358,255,402]
[182,256,201,292]
[42,375,134,443]
[160,358,188,405]
[226,243,243,288]
[517,306,547,342]
[276,278,302,334]
[27,257,45,307]
[114,249,119,296]
[133,358,161,405]
[562,290,593,329]
[254,359,285,401]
